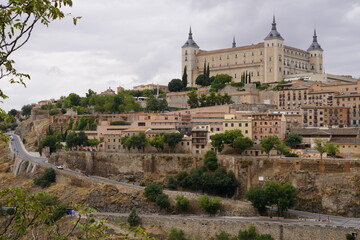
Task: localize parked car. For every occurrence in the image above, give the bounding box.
[56,165,64,170]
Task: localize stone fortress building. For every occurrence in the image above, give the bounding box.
[181,16,324,87]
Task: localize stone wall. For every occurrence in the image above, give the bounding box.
[105,214,359,240]
[50,152,202,177]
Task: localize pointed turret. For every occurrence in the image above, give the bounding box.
[307,28,323,51]
[264,15,283,40]
[232,36,236,48]
[182,26,199,48]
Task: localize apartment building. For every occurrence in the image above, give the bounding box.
[223,114,252,139]
[252,113,286,143]
[302,106,349,128]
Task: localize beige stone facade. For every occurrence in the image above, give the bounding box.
[182,18,323,86]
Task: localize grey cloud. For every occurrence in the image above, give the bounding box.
[2,0,360,111]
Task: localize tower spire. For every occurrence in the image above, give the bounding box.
[264,15,283,40]
[182,26,199,48]
[307,27,323,51]
[272,14,276,30]
[232,36,236,48]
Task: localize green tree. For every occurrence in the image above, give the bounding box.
[187,90,199,108]
[131,132,148,152]
[275,141,291,157]
[168,228,187,240]
[314,139,326,160]
[211,74,232,92]
[197,195,221,215]
[175,195,190,213]
[325,143,339,158]
[7,109,17,117]
[144,183,163,202]
[233,136,254,155]
[65,131,88,149]
[34,168,56,188]
[176,171,189,188]
[156,193,170,209]
[21,104,33,118]
[168,79,184,92]
[278,182,297,214]
[127,207,141,227]
[63,93,81,108]
[223,129,244,148]
[284,133,302,148]
[121,135,132,152]
[41,135,59,154]
[182,66,188,88]
[260,135,281,158]
[210,133,225,152]
[195,74,206,86]
[204,150,218,171]
[163,132,184,152]
[149,135,165,152]
[246,187,267,215]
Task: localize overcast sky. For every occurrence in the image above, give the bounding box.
[2,0,360,111]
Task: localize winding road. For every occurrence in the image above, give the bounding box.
[6,133,360,228]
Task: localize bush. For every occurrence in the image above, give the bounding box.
[156,193,170,209]
[167,176,178,190]
[168,228,187,240]
[175,195,190,213]
[5,208,16,215]
[45,203,67,225]
[144,183,163,202]
[215,231,230,240]
[127,208,141,227]
[197,195,221,215]
[34,168,56,188]
[284,152,298,157]
[110,120,127,125]
[204,150,218,171]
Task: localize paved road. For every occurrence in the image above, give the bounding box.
[6,133,360,228]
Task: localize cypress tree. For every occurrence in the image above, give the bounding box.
[182,66,188,88]
[206,63,210,80]
[203,60,207,77]
[127,207,141,227]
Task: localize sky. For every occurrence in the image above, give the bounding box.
[1,0,360,111]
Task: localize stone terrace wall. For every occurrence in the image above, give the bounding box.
[50,152,203,177]
[108,215,359,240]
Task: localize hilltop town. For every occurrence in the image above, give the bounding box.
[2,17,360,240]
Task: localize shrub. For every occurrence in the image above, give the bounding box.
[45,203,67,225]
[127,208,141,227]
[175,195,190,213]
[156,193,170,209]
[34,168,56,188]
[204,150,218,171]
[215,231,230,240]
[284,152,298,157]
[110,120,127,126]
[168,228,187,240]
[144,183,163,202]
[197,195,221,215]
[167,176,178,190]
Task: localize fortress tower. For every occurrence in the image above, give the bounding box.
[307,29,324,73]
[264,16,284,83]
[181,27,200,87]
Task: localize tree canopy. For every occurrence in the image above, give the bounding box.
[260,135,281,158]
[168,79,184,92]
[0,0,78,137]
[284,133,302,148]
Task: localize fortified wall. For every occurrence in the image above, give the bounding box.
[105,214,359,240]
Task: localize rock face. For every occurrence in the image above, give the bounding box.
[218,155,360,217]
